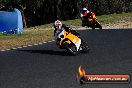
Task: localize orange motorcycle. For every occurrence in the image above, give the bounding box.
[55,25,90,55]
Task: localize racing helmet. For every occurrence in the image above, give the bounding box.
[83,8,87,11]
[83,8,90,13]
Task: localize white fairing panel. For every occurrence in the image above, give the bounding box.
[75,39,81,51]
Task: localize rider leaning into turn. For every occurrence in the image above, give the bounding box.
[63,25,80,37]
[53,18,80,37]
[80,8,96,27]
[53,17,62,36]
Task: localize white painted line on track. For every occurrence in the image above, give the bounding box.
[17,47,22,49]
[28,45,33,47]
[34,44,38,46]
[43,42,47,43]
[1,50,5,52]
[6,49,11,51]
[23,46,28,48]
[48,41,52,43]
[12,48,17,50]
[38,43,43,45]
[0,40,55,52]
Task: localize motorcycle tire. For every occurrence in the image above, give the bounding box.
[65,43,79,56]
[95,21,102,30]
[81,41,90,53]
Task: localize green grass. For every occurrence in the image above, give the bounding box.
[97,12,132,25]
[62,19,81,26]
[0,12,132,50]
[0,28,54,50]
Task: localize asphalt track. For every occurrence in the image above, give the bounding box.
[0,29,132,88]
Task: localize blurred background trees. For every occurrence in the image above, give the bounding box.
[0,0,132,27]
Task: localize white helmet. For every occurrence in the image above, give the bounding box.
[83,8,87,11]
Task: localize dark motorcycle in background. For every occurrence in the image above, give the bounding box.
[82,13,102,30]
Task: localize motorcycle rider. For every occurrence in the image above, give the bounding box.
[80,8,96,27]
[53,17,62,36]
[63,25,80,37]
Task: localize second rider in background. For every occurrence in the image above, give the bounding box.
[80,8,96,27]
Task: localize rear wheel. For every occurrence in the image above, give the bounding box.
[95,21,102,30]
[97,23,102,30]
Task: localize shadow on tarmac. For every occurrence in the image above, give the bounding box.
[18,49,74,56]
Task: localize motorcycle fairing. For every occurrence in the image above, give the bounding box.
[56,28,81,51]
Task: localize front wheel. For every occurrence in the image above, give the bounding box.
[81,41,90,53]
[65,44,79,56]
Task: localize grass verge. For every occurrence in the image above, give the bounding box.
[0,28,54,50]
